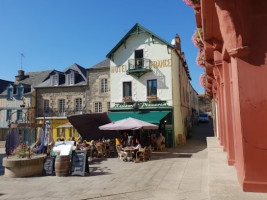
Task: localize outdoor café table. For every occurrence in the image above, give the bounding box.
[121,146,137,161]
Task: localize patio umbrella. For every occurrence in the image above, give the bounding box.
[98,117,158,131]
[67,113,119,141]
[57,122,73,128]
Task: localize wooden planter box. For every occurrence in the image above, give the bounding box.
[2,155,46,178]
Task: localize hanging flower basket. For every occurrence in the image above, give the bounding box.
[196,51,205,68]
[182,0,200,7]
[199,73,206,88]
[192,28,204,50]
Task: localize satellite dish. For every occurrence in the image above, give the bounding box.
[171,39,176,46]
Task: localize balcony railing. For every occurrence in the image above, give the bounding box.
[37,109,85,118]
[127,58,152,78]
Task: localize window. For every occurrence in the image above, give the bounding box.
[65,72,75,85]
[123,82,132,97]
[70,72,75,85]
[65,74,70,85]
[57,128,60,137]
[62,127,65,138]
[101,79,108,93]
[44,100,49,114]
[107,102,110,110]
[147,79,157,97]
[7,86,13,100]
[17,110,23,121]
[17,85,24,99]
[73,129,76,137]
[6,110,12,121]
[95,102,102,113]
[75,98,82,112]
[59,99,65,115]
[135,49,143,67]
[69,127,73,137]
[51,74,59,86]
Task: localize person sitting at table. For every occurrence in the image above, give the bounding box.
[121,132,128,147]
[158,133,165,145]
[80,140,90,150]
[134,139,144,161]
[90,140,97,158]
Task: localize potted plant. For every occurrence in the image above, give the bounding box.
[199,73,206,88]
[192,28,204,50]
[182,0,200,8]
[196,51,205,68]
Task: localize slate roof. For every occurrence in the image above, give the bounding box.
[63,63,87,80]
[0,70,53,95]
[87,59,110,70]
[106,23,174,59]
[35,63,87,88]
[0,79,13,94]
[14,70,53,87]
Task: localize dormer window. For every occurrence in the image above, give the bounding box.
[50,74,59,86]
[17,85,24,99]
[7,85,13,100]
[65,72,75,85]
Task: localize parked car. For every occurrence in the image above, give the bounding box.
[198,113,209,123]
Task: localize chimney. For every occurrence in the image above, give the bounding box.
[175,34,181,52]
[15,70,25,81]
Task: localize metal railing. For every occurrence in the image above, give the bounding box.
[128,58,151,71]
[37,109,86,118]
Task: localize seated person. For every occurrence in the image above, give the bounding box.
[32,141,43,154]
[80,140,90,151]
[133,139,143,160]
[90,140,97,157]
[76,138,83,150]
[115,137,121,149]
[158,133,165,145]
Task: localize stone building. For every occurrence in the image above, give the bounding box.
[86,59,110,113]
[35,63,87,141]
[106,23,197,146]
[0,70,52,141]
[198,94,212,114]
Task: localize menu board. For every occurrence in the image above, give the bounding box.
[51,141,74,156]
[43,157,55,176]
[71,150,87,176]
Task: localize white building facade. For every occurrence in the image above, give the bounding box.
[107,24,196,147]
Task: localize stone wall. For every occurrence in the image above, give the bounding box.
[198,94,212,113]
[86,68,110,113]
[36,86,87,117]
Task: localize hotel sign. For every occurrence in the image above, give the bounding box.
[111,59,171,73]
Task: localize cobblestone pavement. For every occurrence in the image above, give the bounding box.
[0,122,213,200]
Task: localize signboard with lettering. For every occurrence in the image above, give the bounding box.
[43,157,55,176]
[70,150,87,176]
[112,101,171,110]
[110,59,171,73]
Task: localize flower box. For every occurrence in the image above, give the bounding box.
[123,96,132,101]
[147,95,157,99]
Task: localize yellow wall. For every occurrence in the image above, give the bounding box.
[171,50,184,146]
[36,118,81,141]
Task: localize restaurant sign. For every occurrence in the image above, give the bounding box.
[112,101,171,109]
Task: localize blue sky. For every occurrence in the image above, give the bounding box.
[0,0,204,93]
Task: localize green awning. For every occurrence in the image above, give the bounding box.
[108,111,170,124]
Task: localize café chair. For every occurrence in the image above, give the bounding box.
[156,140,165,151]
[135,147,148,162]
